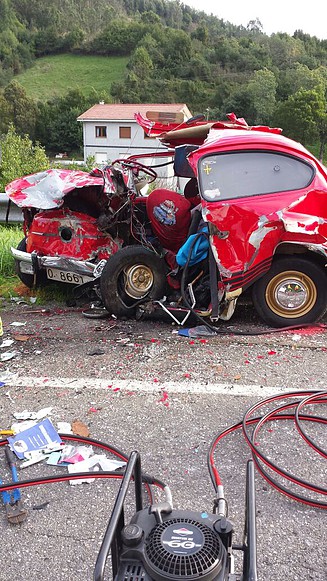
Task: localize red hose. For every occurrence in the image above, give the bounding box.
[208,390,327,509]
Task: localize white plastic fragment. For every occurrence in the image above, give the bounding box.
[0,371,18,383]
[11,420,38,433]
[57,422,72,433]
[13,407,53,420]
[68,455,126,485]
[0,339,14,348]
[1,351,18,362]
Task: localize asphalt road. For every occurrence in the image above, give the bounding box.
[0,298,326,580]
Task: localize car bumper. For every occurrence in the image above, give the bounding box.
[11,247,105,279]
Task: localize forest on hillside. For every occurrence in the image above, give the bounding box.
[0,0,327,158]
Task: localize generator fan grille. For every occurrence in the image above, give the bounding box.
[145,518,223,578]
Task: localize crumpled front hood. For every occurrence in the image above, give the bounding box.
[5,169,104,209]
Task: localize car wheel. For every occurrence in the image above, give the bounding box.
[252,257,327,327]
[100,246,168,318]
[14,238,46,289]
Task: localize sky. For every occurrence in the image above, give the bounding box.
[183,1,327,40]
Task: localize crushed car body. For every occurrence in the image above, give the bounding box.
[5,112,327,327]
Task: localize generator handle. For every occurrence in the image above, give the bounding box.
[244,459,258,581]
[94,451,143,581]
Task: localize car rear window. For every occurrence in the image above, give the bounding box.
[199,151,315,202]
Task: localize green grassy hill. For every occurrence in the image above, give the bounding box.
[15,54,129,101]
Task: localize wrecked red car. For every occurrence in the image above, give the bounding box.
[5,161,158,288]
[6,112,327,327]
[98,113,327,327]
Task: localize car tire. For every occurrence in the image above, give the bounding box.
[14,238,46,289]
[100,246,168,318]
[252,256,327,327]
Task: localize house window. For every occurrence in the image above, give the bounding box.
[119,126,131,139]
[144,131,155,139]
[95,126,107,138]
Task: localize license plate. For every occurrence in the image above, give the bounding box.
[46,268,93,285]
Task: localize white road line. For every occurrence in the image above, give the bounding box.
[8,375,293,397]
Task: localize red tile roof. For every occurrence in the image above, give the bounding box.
[77,103,192,121]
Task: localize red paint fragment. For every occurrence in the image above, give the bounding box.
[199,339,208,344]
[257,355,264,359]
[268,350,276,355]
[158,391,169,407]
[244,360,250,364]
[153,378,159,383]
[113,387,120,392]
[189,340,195,345]
[288,326,325,336]
[184,373,191,378]
[88,407,98,413]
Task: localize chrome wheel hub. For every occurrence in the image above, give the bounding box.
[274,279,308,310]
[265,270,316,318]
[124,264,154,298]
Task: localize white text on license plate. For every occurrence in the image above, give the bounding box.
[46,268,93,285]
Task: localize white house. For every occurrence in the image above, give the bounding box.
[77,103,192,183]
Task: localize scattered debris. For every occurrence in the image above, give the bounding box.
[57,422,73,434]
[8,418,62,459]
[32,501,49,511]
[13,407,53,421]
[1,351,18,362]
[13,335,31,342]
[0,339,14,348]
[72,420,90,438]
[88,349,105,356]
[68,456,125,485]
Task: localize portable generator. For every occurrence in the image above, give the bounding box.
[94,451,257,581]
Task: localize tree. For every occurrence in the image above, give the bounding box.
[317,112,327,161]
[127,46,154,80]
[0,124,49,190]
[273,88,326,144]
[3,80,37,138]
[34,88,110,153]
[222,87,256,125]
[268,33,306,69]
[247,68,277,124]
[246,18,263,34]
[277,64,327,101]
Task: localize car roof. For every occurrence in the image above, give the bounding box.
[188,128,327,179]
